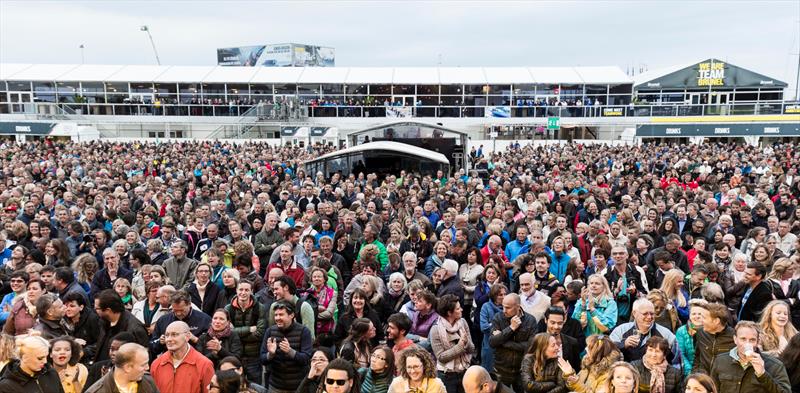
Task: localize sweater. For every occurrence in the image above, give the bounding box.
[359,368,392,393]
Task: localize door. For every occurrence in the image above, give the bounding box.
[709,93,730,115]
[392,95,416,106]
[7,92,33,113]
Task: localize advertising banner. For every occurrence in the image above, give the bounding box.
[785,104,800,114]
[261,44,294,67]
[484,106,511,118]
[636,123,800,137]
[216,46,266,66]
[602,107,625,116]
[0,121,56,135]
[386,107,413,118]
[636,58,788,89]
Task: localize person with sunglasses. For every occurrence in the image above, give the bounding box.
[319,358,361,393]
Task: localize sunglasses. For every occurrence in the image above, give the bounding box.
[326,378,348,386]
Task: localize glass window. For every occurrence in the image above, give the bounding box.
[440,84,462,95]
[440,96,461,105]
[33,82,55,92]
[417,85,438,95]
[347,85,368,95]
[297,84,320,96]
[130,82,154,93]
[322,84,344,94]
[513,84,536,95]
[392,85,414,95]
[274,84,296,94]
[202,84,225,94]
[759,91,782,101]
[464,84,486,94]
[488,84,510,94]
[227,84,249,96]
[81,82,104,94]
[154,83,178,94]
[536,84,558,95]
[250,84,272,95]
[104,82,128,94]
[418,95,438,105]
[609,84,632,94]
[585,85,607,95]
[7,81,31,91]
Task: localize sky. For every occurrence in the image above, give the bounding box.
[1,0,799,97]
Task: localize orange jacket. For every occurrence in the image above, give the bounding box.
[151,345,214,393]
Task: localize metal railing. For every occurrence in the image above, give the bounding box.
[1,100,797,119]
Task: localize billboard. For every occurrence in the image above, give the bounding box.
[635,123,800,137]
[217,43,335,67]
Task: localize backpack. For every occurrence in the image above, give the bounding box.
[295,290,320,326]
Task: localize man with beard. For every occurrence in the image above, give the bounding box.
[260,301,313,393]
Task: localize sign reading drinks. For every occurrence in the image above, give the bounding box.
[636,123,800,137]
[697,61,725,87]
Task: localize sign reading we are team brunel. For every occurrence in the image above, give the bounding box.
[697,61,726,87]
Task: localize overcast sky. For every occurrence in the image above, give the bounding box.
[1,0,799,96]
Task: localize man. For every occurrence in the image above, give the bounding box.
[488,293,536,392]
[605,246,646,324]
[400,251,430,287]
[386,312,416,356]
[710,321,791,393]
[609,298,677,363]
[546,214,578,248]
[225,279,267,385]
[504,226,531,264]
[84,332,138,389]
[150,290,211,356]
[436,259,464,303]
[359,223,389,271]
[193,222,220,260]
[151,321,215,393]
[265,242,306,290]
[260,301,314,393]
[687,304,729,368]
[85,343,158,393]
[53,266,89,305]
[645,234,690,274]
[481,235,510,270]
[398,224,433,265]
[268,275,316,340]
[777,220,797,256]
[675,204,693,234]
[163,240,199,289]
[254,213,283,276]
[32,293,66,339]
[94,289,149,362]
[39,265,56,293]
[518,272,550,322]
[542,305,580,371]
[531,252,559,296]
[318,236,350,283]
[738,262,773,322]
[462,364,514,393]
[343,260,386,305]
[607,222,629,249]
[92,248,134,294]
[61,291,101,361]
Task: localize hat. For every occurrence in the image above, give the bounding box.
[559,191,567,197]
[4,205,17,212]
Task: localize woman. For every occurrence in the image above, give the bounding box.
[758,299,798,356]
[766,258,800,327]
[425,241,449,278]
[315,218,336,246]
[295,348,332,393]
[210,368,253,393]
[511,254,537,293]
[458,247,484,324]
[572,274,618,336]
[0,333,14,374]
[221,269,240,304]
[659,269,689,324]
[520,333,566,393]
[49,336,87,393]
[333,288,382,347]
[207,248,228,290]
[630,336,682,393]
[740,227,767,258]
[557,334,622,393]
[385,227,404,255]
[685,238,705,271]
[196,309,243,368]
[149,265,168,285]
[308,267,337,337]
[479,283,507,372]
[721,253,748,312]
[646,290,680,339]
[383,273,409,316]
[3,278,44,335]
[564,258,586,286]
[319,358,362,393]
[607,362,640,393]
[388,347,446,393]
[675,299,707,377]
[113,278,135,310]
[429,294,474,393]
[779,334,800,393]
[473,262,505,353]
[187,262,227,317]
[683,373,717,393]
[334,230,358,270]
[358,346,394,393]
[45,239,72,268]
[361,275,386,320]
[339,318,375,369]
[0,335,64,393]
[0,272,27,326]
[751,243,773,267]
[132,280,163,334]
[1,245,27,278]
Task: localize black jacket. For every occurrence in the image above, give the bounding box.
[94,310,149,363]
[488,310,537,385]
[0,360,65,393]
[33,317,66,340]
[83,369,158,393]
[691,326,735,375]
[436,275,465,304]
[186,281,228,316]
[62,309,101,362]
[90,267,134,296]
[260,321,314,392]
[519,356,567,393]
[632,359,683,393]
[225,297,267,359]
[738,281,774,322]
[149,309,211,356]
[195,331,243,368]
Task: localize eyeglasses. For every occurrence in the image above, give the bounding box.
[208,383,220,390]
[326,378,347,386]
[371,354,386,361]
[10,279,25,283]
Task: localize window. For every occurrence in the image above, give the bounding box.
[7,81,31,91]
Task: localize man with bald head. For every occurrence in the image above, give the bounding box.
[462,365,514,393]
[488,293,536,392]
[85,343,157,393]
[151,321,214,393]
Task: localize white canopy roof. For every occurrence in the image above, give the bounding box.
[0,63,632,85]
[309,141,450,165]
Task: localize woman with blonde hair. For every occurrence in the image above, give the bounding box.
[71,254,98,294]
[758,299,798,356]
[647,289,680,333]
[425,241,449,278]
[0,335,62,392]
[520,332,566,392]
[607,362,640,393]
[573,274,618,336]
[557,334,623,393]
[659,269,690,324]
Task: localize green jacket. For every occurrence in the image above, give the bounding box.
[710,349,791,393]
[359,240,389,271]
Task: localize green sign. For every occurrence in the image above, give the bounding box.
[547,117,560,130]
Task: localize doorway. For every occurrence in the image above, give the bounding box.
[7,92,33,113]
[392,95,416,106]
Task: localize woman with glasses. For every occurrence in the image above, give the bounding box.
[3,278,44,336]
[319,358,362,393]
[0,271,27,326]
[388,347,446,393]
[296,348,333,393]
[358,346,394,393]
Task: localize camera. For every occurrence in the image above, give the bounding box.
[83,234,93,242]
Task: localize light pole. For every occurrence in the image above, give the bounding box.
[79,44,85,64]
[140,25,162,65]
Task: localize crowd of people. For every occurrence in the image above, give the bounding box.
[0,138,799,393]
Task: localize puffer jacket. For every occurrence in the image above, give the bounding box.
[710,350,791,393]
[488,310,537,385]
[0,359,65,393]
[520,356,568,393]
[225,296,266,358]
[691,326,735,375]
[565,350,622,393]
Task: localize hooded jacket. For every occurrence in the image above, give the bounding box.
[0,359,65,393]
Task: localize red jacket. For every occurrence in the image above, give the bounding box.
[481,245,510,268]
[265,261,307,289]
[151,345,214,393]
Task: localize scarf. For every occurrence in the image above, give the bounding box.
[430,254,444,271]
[207,322,233,340]
[433,317,471,372]
[121,293,132,304]
[643,356,668,393]
[387,283,404,298]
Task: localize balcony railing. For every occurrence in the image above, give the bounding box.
[1,101,797,119]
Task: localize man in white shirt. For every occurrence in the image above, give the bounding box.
[777,221,797,256]
[518,272,550,322]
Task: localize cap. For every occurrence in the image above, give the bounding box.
[559,191,567,197]
[4,205,18,212]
